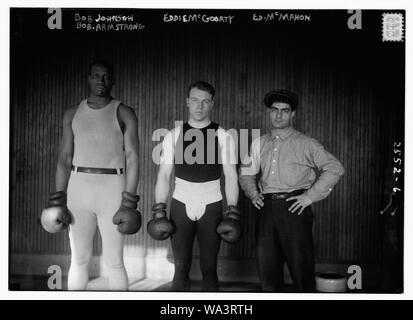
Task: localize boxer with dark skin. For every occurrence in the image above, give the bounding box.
[41,60,140,290]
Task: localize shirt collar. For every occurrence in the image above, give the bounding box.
[270,127,296,141]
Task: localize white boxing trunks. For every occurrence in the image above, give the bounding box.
[172,177,222,221]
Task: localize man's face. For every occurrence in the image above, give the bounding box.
[88,64,114,97]
[186,87,214,122]
[269,102,295,129]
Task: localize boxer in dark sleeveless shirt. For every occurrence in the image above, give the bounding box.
[150,81,240,291]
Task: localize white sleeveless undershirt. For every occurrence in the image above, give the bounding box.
[72,99,125,169]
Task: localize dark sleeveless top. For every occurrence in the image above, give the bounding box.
[174,122,222,182]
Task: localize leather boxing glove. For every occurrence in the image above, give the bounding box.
[216,205,242,243]
[147,203,176,240]
[41,191,72,233]
[112,191,142,235]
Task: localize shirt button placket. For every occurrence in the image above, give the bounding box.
[272,144,277,174]
[272,138,279,175]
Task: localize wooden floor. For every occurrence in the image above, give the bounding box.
[89,277,262,292]
[9,275,386,293]
[9,275,262,292]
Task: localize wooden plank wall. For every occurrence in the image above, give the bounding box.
[10,9,403,270]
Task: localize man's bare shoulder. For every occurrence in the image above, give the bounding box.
[118,103,136,117]
[169,125,182,135]
[117,103,139,129]
[216,126,228,137]
[63,105,79,123]
[161,126,182,146]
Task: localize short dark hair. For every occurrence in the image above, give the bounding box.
[187,81,215,99]
[89,59,115,78]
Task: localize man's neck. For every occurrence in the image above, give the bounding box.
[87,95,113,109]
[271,126,294,137]
[188,118,211,129]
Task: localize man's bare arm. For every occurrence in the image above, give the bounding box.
[118,104,140,194]
[154,129,177,203]
[219,128,239,206]
[55,107,76,192]
[155,163,174,203]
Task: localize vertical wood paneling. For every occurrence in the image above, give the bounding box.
[10,10,400,267]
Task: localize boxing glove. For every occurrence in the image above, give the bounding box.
[112,191,142,235]
[147,203,176,240]
[216,205,242,243]
[41,191,72,233]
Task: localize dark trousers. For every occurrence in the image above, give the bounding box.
[170,198,223,291]
[256,196,315,292]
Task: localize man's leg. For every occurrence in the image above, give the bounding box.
[276,202,315,292]
[256,198,285,292]
[170,198,196,291]
[67,174,97,290]
[196,200,222,292]
[67,208,97,290]
[98,219,128,290]
[97,175,128,291]
[98,214,128,290]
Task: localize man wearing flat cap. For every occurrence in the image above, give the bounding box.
[239,89,345,292]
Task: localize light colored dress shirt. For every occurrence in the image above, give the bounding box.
[239,127,345,203]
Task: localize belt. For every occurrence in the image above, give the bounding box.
[71,165,123,175]
[264,189,306,200]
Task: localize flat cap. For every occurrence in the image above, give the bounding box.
[263,89,298,109]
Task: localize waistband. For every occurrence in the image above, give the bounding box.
[174,177,221,194]
[173,177,222,211]
[71,165,123,175]
[263,189,306,200]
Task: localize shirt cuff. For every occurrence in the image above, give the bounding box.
[249,189,260,200]
[305,187,333,203]
[239,175,259,200]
